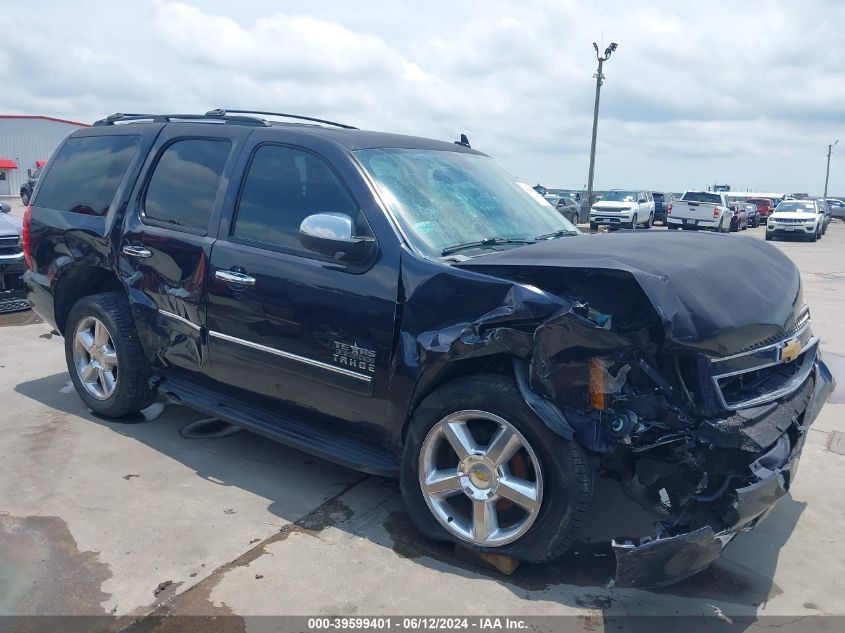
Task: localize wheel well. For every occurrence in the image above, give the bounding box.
[402,354,514,443]
[54,267,124,334]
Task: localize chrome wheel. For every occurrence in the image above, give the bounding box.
[418,410,543,547]
[72,317,118,400]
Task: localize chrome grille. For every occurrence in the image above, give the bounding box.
[732,308,810,355]
[0,236,21,257]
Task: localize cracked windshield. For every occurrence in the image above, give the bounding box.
[356,148,577,258]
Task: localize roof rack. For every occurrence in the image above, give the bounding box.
[210,109,357,129]
[93,112,269,127]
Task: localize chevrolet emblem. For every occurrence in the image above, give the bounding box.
[778,338,801,363]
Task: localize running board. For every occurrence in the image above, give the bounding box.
[158,377,400,477]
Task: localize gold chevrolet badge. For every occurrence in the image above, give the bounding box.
[779,339,801,362]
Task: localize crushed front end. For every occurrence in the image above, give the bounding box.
[451,232,836,588]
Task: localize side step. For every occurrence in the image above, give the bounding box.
[159,376,400,477]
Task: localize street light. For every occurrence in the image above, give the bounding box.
[586,41,618,210]
[823,139,839,200]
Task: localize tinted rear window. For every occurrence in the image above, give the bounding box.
[35,135,140,216]
[682,191,721,203]
[653,193,664,201]
[144,139,231,233]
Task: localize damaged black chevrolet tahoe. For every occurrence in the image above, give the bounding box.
[23,111,834,588]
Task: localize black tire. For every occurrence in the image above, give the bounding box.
[765,232,773,241]
[64,292,157,418]
[629,213,638,230]
[645,212,653,229]
[399,374,593,563]
[569,212,579,225]
[589,222,598,231]
[20,191,30,206]
[730,218,739,232]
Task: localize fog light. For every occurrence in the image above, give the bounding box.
[590,358,607,411]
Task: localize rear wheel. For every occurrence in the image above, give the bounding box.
[645,212,654,229]
[400,375,593,563]
[20,190,30,205]
[65,293,157,418]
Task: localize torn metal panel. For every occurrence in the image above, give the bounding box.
[456,231,803,356]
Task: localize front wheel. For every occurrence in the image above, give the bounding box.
[400,374,593,563]
[20,191,30,205]
[629,213,638,230]
[766,232,773,241]
[65,293,157,418]
[589,222,598,231]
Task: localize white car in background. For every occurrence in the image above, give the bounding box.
[766,200,824,242]
[666,190,734,232]
[589,190,655,229]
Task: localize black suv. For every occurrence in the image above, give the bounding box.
[19,167,41,206]
[23,110,833,588]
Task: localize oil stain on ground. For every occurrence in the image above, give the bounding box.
[383,510,780,607]
[0,513,112,616]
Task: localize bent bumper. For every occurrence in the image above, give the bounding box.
[612,359,833,588]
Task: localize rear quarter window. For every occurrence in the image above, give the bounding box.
[34,135,141,216]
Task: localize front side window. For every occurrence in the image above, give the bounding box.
[144,139,231,232]
[355,148,576,259]
[233,145,359,251]
[35,135,140,216]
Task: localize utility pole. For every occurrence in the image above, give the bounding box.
[586,41,618,210]
[823,139,838,199]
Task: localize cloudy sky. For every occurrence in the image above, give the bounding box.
[1,0,843,193]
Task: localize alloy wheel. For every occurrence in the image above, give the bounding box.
[72,316,119,400]
[418,410,543,547]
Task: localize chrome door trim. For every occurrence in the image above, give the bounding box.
[208,330,372,383]
[158,309,201,331]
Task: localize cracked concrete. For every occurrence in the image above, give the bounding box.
[1,207,844,627]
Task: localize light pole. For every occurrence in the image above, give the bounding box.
[586,41,618,210]
[823,139,838,200]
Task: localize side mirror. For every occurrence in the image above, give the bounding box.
[299,213,376,262]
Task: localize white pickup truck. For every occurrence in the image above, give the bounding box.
[667,190,733,232]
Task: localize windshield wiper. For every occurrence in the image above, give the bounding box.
[534,229,579,240]
[441,237,535,256]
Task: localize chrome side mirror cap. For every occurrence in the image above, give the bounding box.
[299,213,376,262]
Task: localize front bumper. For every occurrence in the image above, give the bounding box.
[768,223,817,237]
[590,212,632,226]
[611,359,833,588]
[0,256,28,313]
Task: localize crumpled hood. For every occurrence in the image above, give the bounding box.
[0,212,22,237]
[456,231,803,356]
[592,201,636,212]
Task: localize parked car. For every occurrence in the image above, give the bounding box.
[589,190,655,229]
[742,202,760,228]
[23,110,833,589]
[729,204,748,232]
[0,204,28,313]
[814,199,831,234]
[826,198,845,220]
[766,200,824,242]
[666,190,733,232]
[19,167,42,206]
[555,196,580,224]
[746,197,775,224]
[651,192,672,225]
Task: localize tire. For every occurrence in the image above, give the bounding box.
[589,222,598,231]
[668,223,680,230]
[399,374,593,563]
[730,218,738,232]
[765,232,773,241]
[629,213,638,230]
[645,212,654,229]
[569,212,579,225]
[64,292,157,418]
[20,190,30,206]
[719,216,729,233]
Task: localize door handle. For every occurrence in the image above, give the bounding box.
[215,270,256,287]
[122,244,153,258]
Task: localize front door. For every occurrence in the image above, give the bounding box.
[120,123,253,378]
[206,141,399,432]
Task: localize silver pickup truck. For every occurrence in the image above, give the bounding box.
[667,190,733,232]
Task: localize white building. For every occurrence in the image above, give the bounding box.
[0,115,89,196]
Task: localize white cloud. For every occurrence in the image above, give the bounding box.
[0,0,843,193]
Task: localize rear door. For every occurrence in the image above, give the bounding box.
[205,134,400,434]
[120,123,254,379]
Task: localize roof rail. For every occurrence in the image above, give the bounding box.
[92,112,270,127]
[210,109,357,130]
